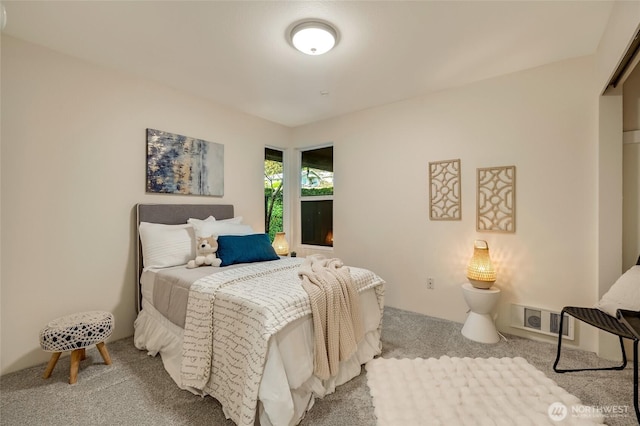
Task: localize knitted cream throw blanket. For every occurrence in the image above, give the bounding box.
[298,255,364,380]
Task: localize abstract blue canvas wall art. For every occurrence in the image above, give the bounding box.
[146,128,224,196]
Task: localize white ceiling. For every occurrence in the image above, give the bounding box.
[2,1,614,127]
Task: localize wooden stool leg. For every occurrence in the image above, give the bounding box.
[69,349,83,384]
[80,348,86,361]
[96,342,112,365]
[43,352,61,379]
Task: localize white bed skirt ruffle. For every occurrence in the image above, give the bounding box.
[134,289,382,426]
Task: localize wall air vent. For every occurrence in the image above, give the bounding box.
[510,304,574,340]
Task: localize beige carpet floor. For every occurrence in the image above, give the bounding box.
[0,307,636,425]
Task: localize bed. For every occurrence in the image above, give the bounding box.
[133,203,385,426]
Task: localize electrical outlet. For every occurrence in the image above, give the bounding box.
[427,277,434,290]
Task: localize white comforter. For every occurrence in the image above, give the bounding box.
[183,259,313,425]
[134,258,385,426]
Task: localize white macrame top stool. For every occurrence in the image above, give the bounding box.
[39,311,114,384]
[461,283,501,344]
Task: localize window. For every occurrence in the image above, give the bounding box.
[265,147,284,242]
[300,146,333,247]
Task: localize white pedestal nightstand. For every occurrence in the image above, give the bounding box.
[461,282,500,344]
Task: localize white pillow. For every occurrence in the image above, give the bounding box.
[187,217,253,237]
[186,216,215,227]
[217,216,244,224]
[139,222,195,269]
[187,216,244,226]
[597,265,640,316]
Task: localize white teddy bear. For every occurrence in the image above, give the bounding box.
[187,235,222,268]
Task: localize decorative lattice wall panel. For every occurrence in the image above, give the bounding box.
[476,165,516,233]
[429,159,461,221]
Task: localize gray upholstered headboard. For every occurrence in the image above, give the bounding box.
[135,203,235,311]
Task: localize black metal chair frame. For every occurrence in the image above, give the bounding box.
[553,256,640,423]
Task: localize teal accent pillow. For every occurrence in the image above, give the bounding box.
[217,233,280,267]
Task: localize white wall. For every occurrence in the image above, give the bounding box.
[623,67,640,269]
[2,5,638,374]
[0,36,290,374]
[594,0,640,360]
[291,55,601,348]
[623,138,640,267]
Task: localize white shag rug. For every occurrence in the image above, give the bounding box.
[365,356,605,425]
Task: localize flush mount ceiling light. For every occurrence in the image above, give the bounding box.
[290,21,337,55]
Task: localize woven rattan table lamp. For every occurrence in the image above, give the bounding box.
[466,240,497,289]
[462,240,500,343]
[272,232,289,256]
